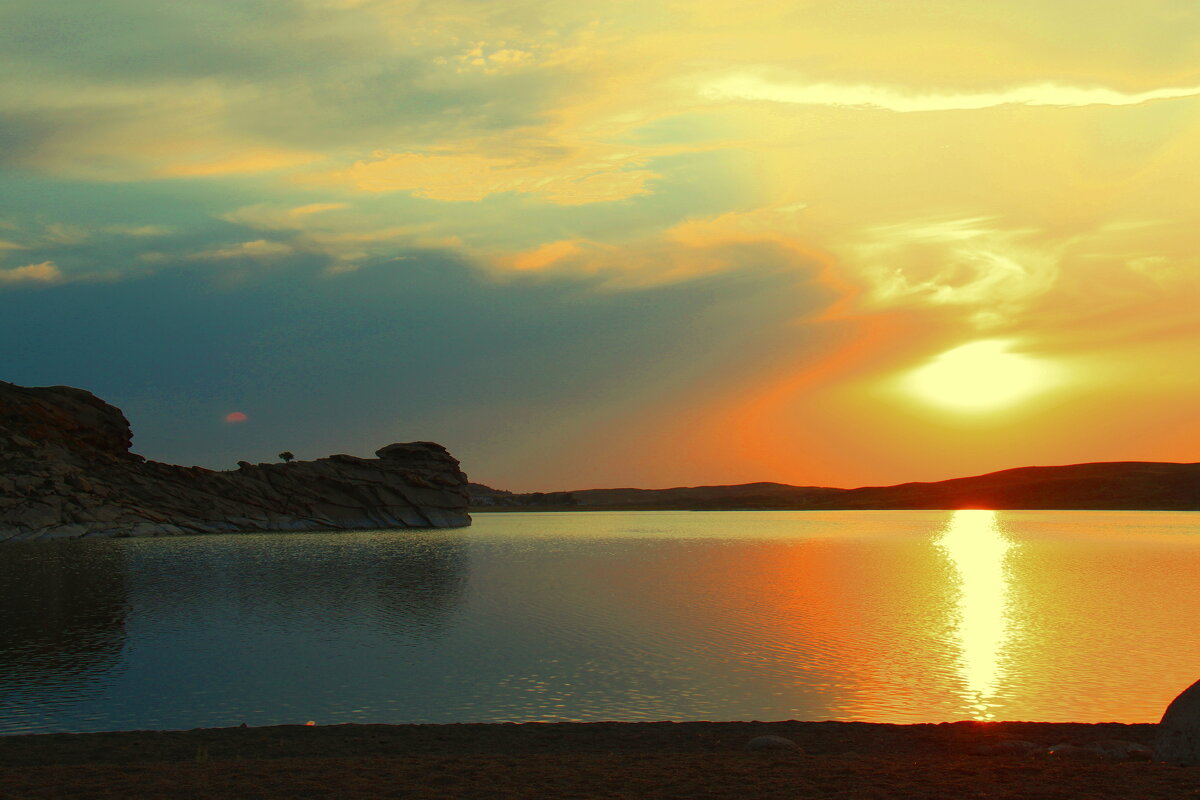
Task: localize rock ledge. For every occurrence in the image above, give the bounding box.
[0,381,471,541]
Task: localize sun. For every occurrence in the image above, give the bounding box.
[903,339,1059,413]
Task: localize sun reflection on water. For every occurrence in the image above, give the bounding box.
[936,509,1018,719]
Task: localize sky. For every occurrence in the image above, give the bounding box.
[3,0,1200,492]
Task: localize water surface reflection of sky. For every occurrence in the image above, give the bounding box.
[936,509,1017,720]
[2,511,1199,733]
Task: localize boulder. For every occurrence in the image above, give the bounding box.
[1083,740,1152,762]
[1045,743,1098,760]
[0,381,471,541]
[1155,678,1200,764]
[745,735,802,753]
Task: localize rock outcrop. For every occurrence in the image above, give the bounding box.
[1155,678,1200,764]
[0,381,471,542]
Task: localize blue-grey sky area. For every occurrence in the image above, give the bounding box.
[4,235,825,488]
[5,1,1200,490]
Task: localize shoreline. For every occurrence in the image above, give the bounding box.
[468,506,1200,513]
[2,719,1192,799]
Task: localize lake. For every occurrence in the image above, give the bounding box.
[2,509,1198,734]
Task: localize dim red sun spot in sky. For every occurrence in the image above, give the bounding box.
[225,412,248,424]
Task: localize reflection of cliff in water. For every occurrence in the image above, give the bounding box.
[132,532,471,641]
[0,542,128,692]
[371,535,471,638]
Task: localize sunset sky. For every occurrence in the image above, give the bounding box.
[4,1,1199,491]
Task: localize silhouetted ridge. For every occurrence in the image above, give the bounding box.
[474,462,1200,511]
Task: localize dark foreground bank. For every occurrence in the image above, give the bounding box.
[1,720,1196,799]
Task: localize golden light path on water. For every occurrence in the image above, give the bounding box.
[935,509,1018,720]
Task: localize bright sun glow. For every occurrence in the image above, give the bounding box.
[936,509,1018,720]
[904,339,1058,413]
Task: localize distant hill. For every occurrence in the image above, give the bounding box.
[470,461,1200,511]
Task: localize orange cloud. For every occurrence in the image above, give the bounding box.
[507,240,585,271]
[0,261,63,285]
[491,234,819,289]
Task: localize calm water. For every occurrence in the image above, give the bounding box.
[2,510,1198,734]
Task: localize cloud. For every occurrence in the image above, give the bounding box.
[449,43,536,75]
[289,202,351,218]
[843,217,1061,327]
[157,147,323,178]
[220,203,350,230]
[0,0,600,182]
[103,224,175,237]
[0,261,63,285]
[491,211,825,290]
[190,240,294,260]
[42,223,89,244]
[322,150,658,204]
[703,74,1200,112]
[218,202,439,266]
[507,239,586,271]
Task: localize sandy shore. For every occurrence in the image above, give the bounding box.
[1,720,1194,799]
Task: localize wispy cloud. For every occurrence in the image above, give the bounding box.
[490,212,825,290]
[321,150,659,205]
[104,224,175,237]
[42,223,89,244]
[190,240,293,260]
[220,203,350,230]
[703,74,1200,112]
[843,217,1062,328]
[159,148,321,178]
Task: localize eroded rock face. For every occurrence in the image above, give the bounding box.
[0,381,470,542]
[1155,678,1200,764]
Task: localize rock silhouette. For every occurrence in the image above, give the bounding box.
[1155,678,1200,764]
[473,461,1200,510]
[0,381,471,542]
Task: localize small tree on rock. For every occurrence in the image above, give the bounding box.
[278,451,295,463]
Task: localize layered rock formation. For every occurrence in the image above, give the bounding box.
[0,381,471,542]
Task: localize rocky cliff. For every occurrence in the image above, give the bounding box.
[0,381,471,542]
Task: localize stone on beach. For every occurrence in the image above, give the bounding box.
[1084,739,1152,761]
[745,735,802,753]
[1046,743,1098,760]
[1154,678,1200,764]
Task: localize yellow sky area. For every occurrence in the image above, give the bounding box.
[529,287,1200,490]
[899,340,1062,413]
[739,337,1200,488]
